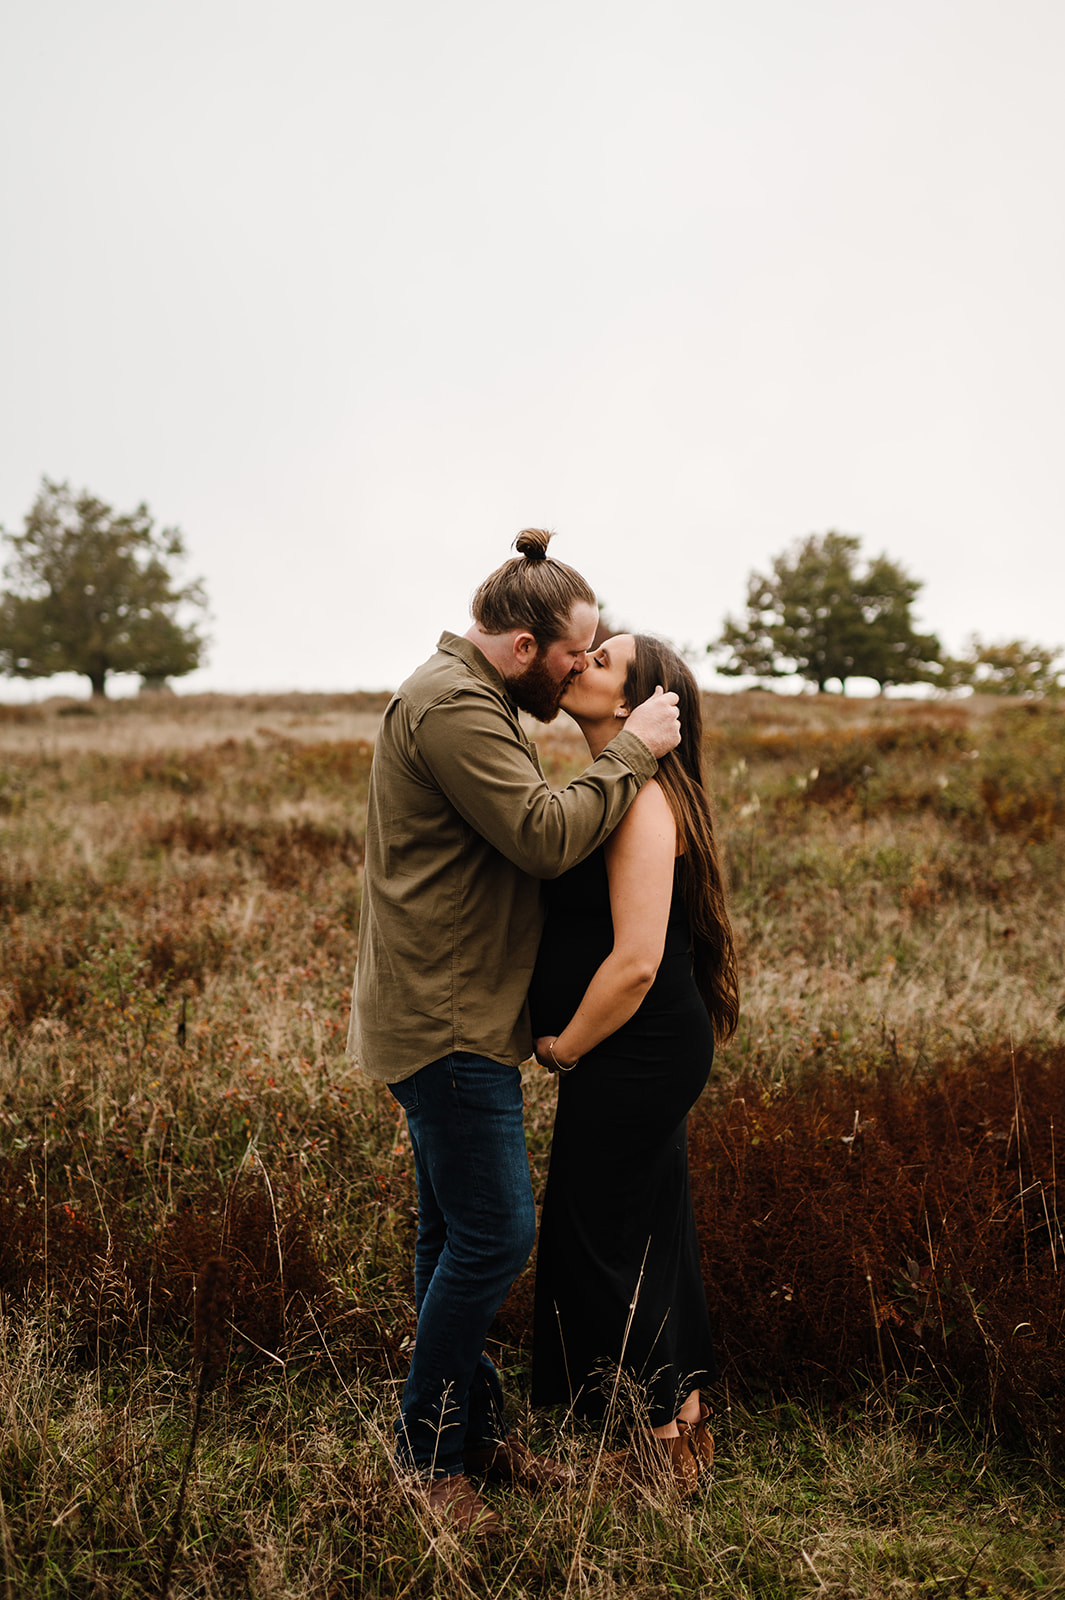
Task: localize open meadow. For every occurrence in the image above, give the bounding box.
[1,687,1064,1598]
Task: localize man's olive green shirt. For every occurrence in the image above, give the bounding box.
[350,631,657,1084]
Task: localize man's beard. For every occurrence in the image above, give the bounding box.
[506,652,572,723]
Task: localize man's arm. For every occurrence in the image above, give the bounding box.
[414,689,660,879]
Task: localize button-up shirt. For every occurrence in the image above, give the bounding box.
[349,631,657,1083]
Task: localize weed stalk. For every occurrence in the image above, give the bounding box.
[158,1255,229,1600]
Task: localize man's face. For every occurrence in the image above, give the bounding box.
[507,601,598,723]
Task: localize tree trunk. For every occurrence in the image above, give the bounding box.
[88,668,108,698]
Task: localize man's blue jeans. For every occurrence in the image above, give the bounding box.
[388,1052,537,1479]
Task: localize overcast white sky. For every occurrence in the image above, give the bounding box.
[2,0,1062,698]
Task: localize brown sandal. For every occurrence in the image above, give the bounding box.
[603,1427,700,1497]
[689,1402,715,1471]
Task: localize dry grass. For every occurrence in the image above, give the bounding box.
[0,689,391,755]
[1,687,1064,1595]
[532,693,1065,1073]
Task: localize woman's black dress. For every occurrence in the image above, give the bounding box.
[529,847,717,1428]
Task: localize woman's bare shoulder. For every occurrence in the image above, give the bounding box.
[609,777,675,847]
[630,776,673,817]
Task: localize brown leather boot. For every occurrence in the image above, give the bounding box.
[406,1471,505,1540]
[462,1433,572,1490]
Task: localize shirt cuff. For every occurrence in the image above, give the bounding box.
[604,728,659,781]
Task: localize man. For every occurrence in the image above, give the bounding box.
[350,530,681,1537]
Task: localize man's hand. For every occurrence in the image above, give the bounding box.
[623,685,681,759]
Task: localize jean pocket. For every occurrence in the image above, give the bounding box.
[389,1075,419,1112]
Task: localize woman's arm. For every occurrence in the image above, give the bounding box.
[535,780,676,1069]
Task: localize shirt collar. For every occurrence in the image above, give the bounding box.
[437,631,510,697]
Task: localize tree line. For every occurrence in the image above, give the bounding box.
[1,478,1061,698]
[712,530,1063,697]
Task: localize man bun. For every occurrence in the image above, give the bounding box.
[514,528,552,561]
[471,528,595,645]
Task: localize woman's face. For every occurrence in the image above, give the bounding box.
[560,633,636,724]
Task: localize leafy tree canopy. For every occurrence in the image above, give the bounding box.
[943,637,1063,698]
[712,531,943,693]
[0,479,208,698]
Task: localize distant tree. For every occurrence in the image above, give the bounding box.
[712,532,942,693]
[0,479,208,698]
[943,637,1063,698]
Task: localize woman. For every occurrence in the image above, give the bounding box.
[529,633,739,1492]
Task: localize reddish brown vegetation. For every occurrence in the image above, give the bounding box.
[142,814,364,889]
[493,1045,1065,1452]
[1,896,237,1023]
[0,1157,400,1374]
[688,1044,1065,1452]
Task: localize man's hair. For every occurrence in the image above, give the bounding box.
[471,529,596,646]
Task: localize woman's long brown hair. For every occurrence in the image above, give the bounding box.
[623,635,740,1043]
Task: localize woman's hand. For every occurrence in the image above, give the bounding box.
[535,1035,579,1073]
[534,1036,556,1071]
